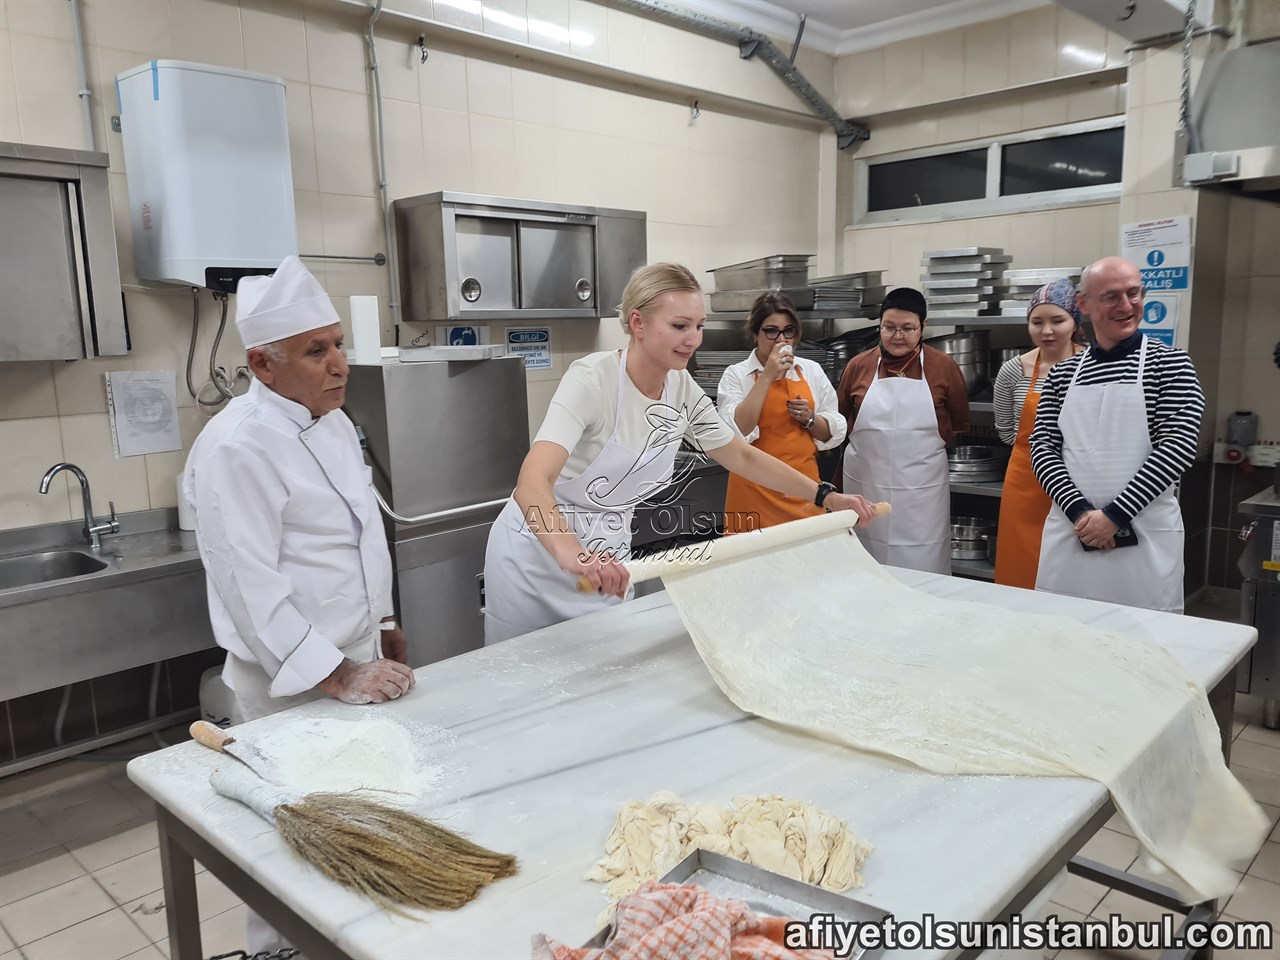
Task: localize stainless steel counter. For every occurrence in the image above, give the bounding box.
[1239,487,1280,520]
[0,509,214,702]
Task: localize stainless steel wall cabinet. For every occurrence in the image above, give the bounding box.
[393,191,646,322]
[0,142,127,361]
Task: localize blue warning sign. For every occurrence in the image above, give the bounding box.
[1140,266,1188,290]
[1146,249,1165,267]
[1143,301,1168,326]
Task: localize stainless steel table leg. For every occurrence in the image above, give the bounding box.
[157,809,202,960]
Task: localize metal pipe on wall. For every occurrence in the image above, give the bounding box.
[69,0,96,152]
[366,0,401,329]
[609,0,868,150]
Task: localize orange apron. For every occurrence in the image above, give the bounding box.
[994,353,1049,588]
[723,367,822,535]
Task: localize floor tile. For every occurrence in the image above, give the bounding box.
[0,951,21,959]
[0,810,58,867]
[1271,818,1279,844]
[0,874,114,946]
[1233,719,1247,741]
[1052,871,1110,915]
[1239,721,1280,748]
[1224,873,1280,923]
[34,793,142,846]
[1213,946,1280,960]
[123,890,167,944]
[21,907,149,960]
[1104,811,1135,838]
[0,849,86,907]
[112,780,156,820]
[1123,854,1240,905]
[0,922,11,952]
[121,946,165,960]
[1236,694,1264,724]
[124,871,244,944]
[95,849,163,906]
[1249,840,1280,885]
[1094,887,1179,927]
[66,818,157,873]
[1079,828,1141,872]
[155,937,168,958]
[1233,738,1280,776]
[198,903,247,957]
[24,781,121,821]
[1233,766,1280,807]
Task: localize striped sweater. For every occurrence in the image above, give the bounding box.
[1028,332,1205,527]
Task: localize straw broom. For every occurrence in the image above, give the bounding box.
[206,762,517,919]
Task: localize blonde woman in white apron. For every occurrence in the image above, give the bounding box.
[483,263,883,645]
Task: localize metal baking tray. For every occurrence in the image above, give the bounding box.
[922,278,999,290]
[709,287,817,312]
[922,247,1012,259]
[919,271,999,282]
[709,255,813,292]
[1003,268,1081,281]
[809,271,884,287]
[583,850,888,958]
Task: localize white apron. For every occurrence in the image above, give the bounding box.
[483,350,680,644]
[1034,336,1184,613]
[843,352,951,575]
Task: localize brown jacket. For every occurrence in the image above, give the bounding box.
[836,344,972,446]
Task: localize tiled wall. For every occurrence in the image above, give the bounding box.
[0,0,836,532]
[837,5,1127,290]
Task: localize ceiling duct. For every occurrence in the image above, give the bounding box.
[610,0,869,150]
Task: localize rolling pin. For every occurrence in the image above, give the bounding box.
[574,502,891,593]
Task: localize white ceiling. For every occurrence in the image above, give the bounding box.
[699,0,1053,56]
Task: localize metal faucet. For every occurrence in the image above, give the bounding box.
[39,462,119,550]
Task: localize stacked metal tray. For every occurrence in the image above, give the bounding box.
[708,255,813,292]
[689,345,831,399]
[582,850,888,958]
[948,443,1008,483]
[920,248,1012,318]
[998,267,1082,316]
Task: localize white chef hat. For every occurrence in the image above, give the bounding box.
[234,256,341,349]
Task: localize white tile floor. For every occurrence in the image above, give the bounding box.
[0,710,1277,960]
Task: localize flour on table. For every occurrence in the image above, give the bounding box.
[252,716,450,801]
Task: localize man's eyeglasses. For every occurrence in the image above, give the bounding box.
[880,325,920,338]
[762,325,799,340]
[1086,286,1146,307]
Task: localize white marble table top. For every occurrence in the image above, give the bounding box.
[129,569,1257,960]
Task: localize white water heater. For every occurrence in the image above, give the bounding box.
[116,60,297,291]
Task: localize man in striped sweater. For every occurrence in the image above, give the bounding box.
[1029,256,1205,613]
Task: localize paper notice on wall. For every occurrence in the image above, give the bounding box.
[106,370,182,458]
[1139,293,1179,346]
[1121,216,1192,292]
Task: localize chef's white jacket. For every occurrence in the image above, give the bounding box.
[182,378,393,698]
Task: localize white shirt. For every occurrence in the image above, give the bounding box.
[182,378,393,698]
[716,352,846,451]
[535,350,736,477]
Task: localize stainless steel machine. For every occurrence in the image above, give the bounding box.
[1238,479,1280,729]
[343,355,529,667]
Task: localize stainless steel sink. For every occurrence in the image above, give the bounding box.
[0,550,109,591]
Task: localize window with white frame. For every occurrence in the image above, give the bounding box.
[855,116,1124,225]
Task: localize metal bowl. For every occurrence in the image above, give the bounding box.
[950,540,990,561]
[950,445,1001,462]
[951,517,996,541]
[991,347,1025,367]
[926,331,990,356]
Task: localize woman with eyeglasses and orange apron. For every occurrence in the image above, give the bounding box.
[717,293,847,534]
[836,288,971,575]
[992,280,1087,589]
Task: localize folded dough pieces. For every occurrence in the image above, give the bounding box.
[585,791,872,925]
[650,512,1267,904]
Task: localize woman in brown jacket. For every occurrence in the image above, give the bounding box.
[836,287,970,573]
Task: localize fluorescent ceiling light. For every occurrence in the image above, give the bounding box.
[434,0,594,46]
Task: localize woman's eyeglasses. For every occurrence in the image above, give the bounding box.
[761,325,799,340]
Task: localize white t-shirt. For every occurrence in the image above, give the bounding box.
[535,350,737,480]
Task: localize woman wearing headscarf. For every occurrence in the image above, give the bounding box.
[992,279,1087,588]
[716,292,846,534]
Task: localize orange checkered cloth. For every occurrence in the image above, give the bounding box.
[531,882,838,960]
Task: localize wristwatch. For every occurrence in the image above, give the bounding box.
[379,620,398,631]
[814,481,835,509]
[804,415,816,429]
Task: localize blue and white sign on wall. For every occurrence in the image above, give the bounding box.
[1121,216,1192,292]
[506,327,552,370]
[1139,294,1178,346]
[434,325,490,345]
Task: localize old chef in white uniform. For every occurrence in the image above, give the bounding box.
[183,257,416,723]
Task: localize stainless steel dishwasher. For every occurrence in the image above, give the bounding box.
[343,355,529,667]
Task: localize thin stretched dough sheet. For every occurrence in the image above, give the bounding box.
[652,512,1267,902]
